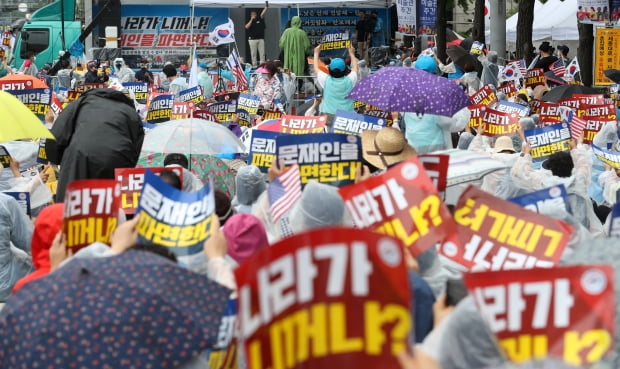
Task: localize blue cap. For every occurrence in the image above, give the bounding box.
[329,58,346,72]
[199,62,208,69]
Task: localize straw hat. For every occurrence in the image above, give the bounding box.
[492,136,517,153]
[361,127,417,170]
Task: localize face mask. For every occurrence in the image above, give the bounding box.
[261,74,269,80]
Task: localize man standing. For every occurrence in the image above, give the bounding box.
[370,11,384,47]
[354,10,372,64]
[245,7,268,68]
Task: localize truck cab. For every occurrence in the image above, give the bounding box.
[11,0,81,70]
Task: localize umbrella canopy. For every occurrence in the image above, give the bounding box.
[0,90,55,142]
[141,118,246,155]
[0,73,49,89]
[446,45,478,71]
[348,66,470,116]
[138,152,237,198]
[0,249,230,369]
[441,149,509,187]
[541,84,600,102]
[604,69,620,84]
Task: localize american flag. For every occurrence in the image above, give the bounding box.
[508,59,527,76]
[227,50,248,91]
[550,58,566,77]
[570,115,587,140]
[268,164,302,223]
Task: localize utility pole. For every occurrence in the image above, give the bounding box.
[489,0,506,63]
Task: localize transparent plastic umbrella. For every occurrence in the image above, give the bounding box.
[140,118,246,156]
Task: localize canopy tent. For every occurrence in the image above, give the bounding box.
[493,0,578,43]
[190,0,391,7]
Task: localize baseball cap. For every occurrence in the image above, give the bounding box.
[329,58,346,72]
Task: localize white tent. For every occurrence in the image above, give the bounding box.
[501,0,579,43]
[190,0,390,7]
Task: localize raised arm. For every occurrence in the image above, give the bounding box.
[260,6,268,18]
[313,44,322,75]
[348,45,359,75]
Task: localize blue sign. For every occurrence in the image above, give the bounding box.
[146,94,174,124]
[494,101,530,118]
[8,88,51,123]
[122,82,149,104]
[276,133,361,187]
[332,110,387,135]
[4,192,31,217]
[509,185,570,214]
[136,170,215,271]
[237,93,261,127]
[248,130,281,173]
[524,123,571,162]
[417,0,437,35]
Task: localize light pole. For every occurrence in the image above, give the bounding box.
[490,0,506,63]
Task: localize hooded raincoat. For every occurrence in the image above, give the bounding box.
[278,16,311,77]
[12,204,63,293]
[46,89,144,202]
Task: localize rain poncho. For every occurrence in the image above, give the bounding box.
[232,165,266,214]
[479,51,499,87]
[511,145,604,236]
[289,181,352,234]
[0,193,33,301]
[197,71,213,98]
[438,297,505,369]
[278,16,311,77]
[468,134,522,199]
[12,204,63,293]
[403,106,469,154]
[46,89,145,202]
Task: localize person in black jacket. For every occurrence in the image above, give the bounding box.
[533,41,559,72]
[84,60,109,84]
[45,89,144,201]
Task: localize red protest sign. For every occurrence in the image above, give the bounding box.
[418,154,450,192]
[192,109,220,122]
[539,102,564,126]
[525,68,546,88]
[498,81,518,98]
[50,95,64,116]
[115,167,183,214]
[338,156,455,256]
[439,185,573,270]
[235,228,411,369]
[577,103,617,144]
[481,107,520,137]
[364,106,394,127]
[558,97,582,109]
[574,93,605,106]
[63,179,120,251]
[467,104,486,128]
[528,99,543,115]
[470,85,498,106]
[172,101,194,120]
[281,115,327,134]
[0,79,37,91]
[74,83,107,92]
[463,265,615,366]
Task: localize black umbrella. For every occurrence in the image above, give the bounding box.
[446,45,477,71]
[541,84,600,102]
[604,69,620,84]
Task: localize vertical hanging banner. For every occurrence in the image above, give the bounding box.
[115,167,183,214]
[439,185,573,271]
[524,123,572,162]
[577,0,610,22]
[332,110,386,135]
[280,115,327,134]
[235,228,411,369]
[237,93,261,127]
[470,85,498,106]
[578,103,617,143]
[464,265,615,366]
[595,28,620,85]
[8,88,51,123]
[417,0,437,34]
[206,100,237,123]
[122,82,149,104]
[480,107,520,137]
[146,93,174,123]
[135,170,215,271]
[277,133,360,187]
[339,156,455,256]
[396,0,417,35]
[63,179,121,252]
[248,130,281,173]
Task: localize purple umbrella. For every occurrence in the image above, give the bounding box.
[348,66,470,116]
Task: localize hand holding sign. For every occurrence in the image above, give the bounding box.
[110,215,140,254]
